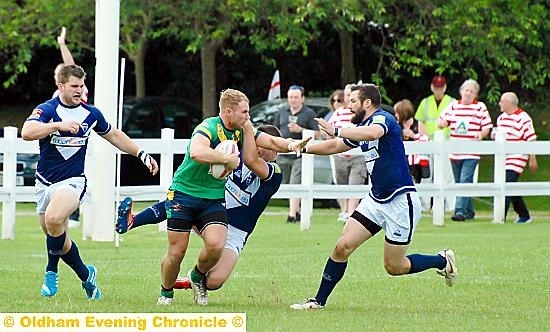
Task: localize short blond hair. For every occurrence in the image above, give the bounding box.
[219,89,249,112]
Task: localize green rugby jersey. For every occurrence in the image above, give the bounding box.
[170,116,242,199]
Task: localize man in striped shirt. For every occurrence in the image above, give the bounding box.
[494,92,538,223]
[437,79,493,222]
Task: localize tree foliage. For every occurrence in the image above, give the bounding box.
[0,0,548,110]
[384,0,550,103]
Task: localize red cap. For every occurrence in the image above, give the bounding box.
[432,75,446,87]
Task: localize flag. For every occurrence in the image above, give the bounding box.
[267,70,281,100]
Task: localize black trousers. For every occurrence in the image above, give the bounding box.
[505,170,530,219]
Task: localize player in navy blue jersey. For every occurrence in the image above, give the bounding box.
[21,65,159,301]
[115,123,286,297]
[290,84,458,310]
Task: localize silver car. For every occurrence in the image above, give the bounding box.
[249,97,334,184]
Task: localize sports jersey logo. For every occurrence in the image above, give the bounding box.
[81,123,89,133]
[28,109,43,120]
[50,136,88,146]
[364,147,380,162]
[372,115,386,124]
[225,180,251,206]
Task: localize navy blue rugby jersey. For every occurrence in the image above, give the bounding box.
[225,159,282,234]
[27,97,112,184]
[343,108,415,203]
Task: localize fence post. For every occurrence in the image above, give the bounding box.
[300,130,315,230]
[2,127,18,240]
[432,131,445,226]
[158,128,175,232]
[493,130,506,223]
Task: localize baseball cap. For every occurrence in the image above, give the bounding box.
[432,75,446,87]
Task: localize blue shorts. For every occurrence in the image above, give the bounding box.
[165,190,228,233]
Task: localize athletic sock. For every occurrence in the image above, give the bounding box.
[60,241,89,281]
[190,265,206,283]
[407,253,447,274]
[314,257,347,306]
[160,286,174,298]
[133,201,166,228]
[46,232,66,273]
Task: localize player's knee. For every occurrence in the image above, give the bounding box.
[205,276,225,290]
[384,261,405,276]
[44,212,66,227]
[333,241,352,260]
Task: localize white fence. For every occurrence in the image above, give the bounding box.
[1,126,549,239]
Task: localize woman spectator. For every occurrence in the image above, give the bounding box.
[394,99,429,184]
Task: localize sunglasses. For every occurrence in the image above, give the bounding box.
[332,98,342,103]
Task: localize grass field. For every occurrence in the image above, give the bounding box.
[1,203,549,331]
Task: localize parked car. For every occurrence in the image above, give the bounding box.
[249,97,395,185]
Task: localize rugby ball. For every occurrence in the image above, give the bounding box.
[210,140,238,180]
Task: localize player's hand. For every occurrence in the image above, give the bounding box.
[137,150,159,175]
[288,137,312,157]
[315,118,336,138]
[225,152,240,171]
[57,26,66,45]
[58,121,82,134]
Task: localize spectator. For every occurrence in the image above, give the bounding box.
[494,92,537,223]
[438,79,493,222]
[394,99,429,184]
[328,86,366,222]
[415,75,455,211]
[276,85,319,223]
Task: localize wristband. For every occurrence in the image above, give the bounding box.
[301,146,308,154]
[333,127,340,137]
[137,149,153,169]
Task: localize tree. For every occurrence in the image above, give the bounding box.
[382,0,550,103]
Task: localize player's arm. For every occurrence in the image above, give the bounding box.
[316,117,384,141]
[102,128,159,175]
[242,121,270,179]
[189,133,240,170]
[255,131,311,156]
[21,114,81,141]
[304,138,351,155]
[57,27,76,65]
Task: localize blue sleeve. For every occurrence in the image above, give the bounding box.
[88,105,112,135]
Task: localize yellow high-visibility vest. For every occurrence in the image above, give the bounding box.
[415,94,454,138]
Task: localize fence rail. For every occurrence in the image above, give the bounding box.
[2,126,549,239]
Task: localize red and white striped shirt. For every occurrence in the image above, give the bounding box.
[328,107,355,157]
[328,107,354,129]
[440,100,493,160]
[496,108,537,174]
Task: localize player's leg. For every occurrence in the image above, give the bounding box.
[159,226,190,305]
[187,200,227,305]
[116,198,166,234]
[291,200,379,310]
[383,192,457,286]
[205,248,238,290]
[205,224,246,290]
[38,181,79,297]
